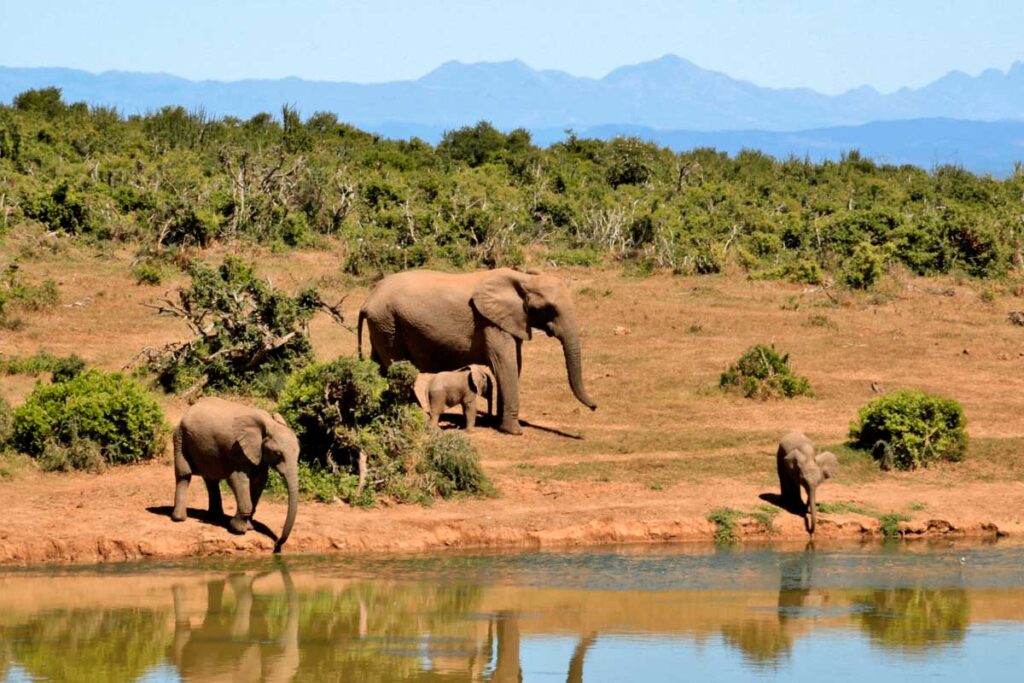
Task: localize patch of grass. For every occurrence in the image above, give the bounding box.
[708,507,744,545]
[578,286,613,298]
[879,512,911,538]
[908,501,928,512]
[804,314,836,329]
[687,321,705,334]
[749,504,780,533]
[816,500,878,516]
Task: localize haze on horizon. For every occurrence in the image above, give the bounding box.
[3,0,1023,95]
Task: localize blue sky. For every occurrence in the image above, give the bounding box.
[2,1,1022,94]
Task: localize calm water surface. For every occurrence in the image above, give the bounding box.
[2,540,1024,681]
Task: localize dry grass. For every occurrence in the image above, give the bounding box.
[3,241,1024,493]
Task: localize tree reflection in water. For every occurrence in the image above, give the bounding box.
[853,588,970,653]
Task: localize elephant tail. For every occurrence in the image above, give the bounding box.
[357,309,366,360]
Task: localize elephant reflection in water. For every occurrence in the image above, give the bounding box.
[721,545,827,667]
[418,610,595,683]
[170,567,299,682]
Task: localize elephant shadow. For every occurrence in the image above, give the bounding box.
[146,505,279,543]
[758,492,808,518]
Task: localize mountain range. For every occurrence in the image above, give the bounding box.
[3,55,1024,174]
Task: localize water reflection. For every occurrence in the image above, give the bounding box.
[1,543,1023,681]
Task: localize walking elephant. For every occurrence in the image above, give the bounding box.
[172,397,299,553]
[776,431,838,536]
[357,268,597,434]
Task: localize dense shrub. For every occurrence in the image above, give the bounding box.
[3,88,1024,280]
[10,370,167,467]
[278,357,491,504]
[143,256,324,395]
[720,344,813,399]
[849,389,968,470]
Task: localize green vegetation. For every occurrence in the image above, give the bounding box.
[708,507,744,544]
[878,513,912,538]
[0,263,58,329]
[815,500,877,516]
[720,344,813,399]
[2,89,1024,281]
[1,351,86,381]
[142,256,328,395]
[9,369,167,468]
[0,395,12,446]
[849,390,968,470]
[749,504,780,533]
[277,357,491,505]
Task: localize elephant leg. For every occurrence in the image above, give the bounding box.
[204,478,224,519]
[777,458,801,510]
[172,429,191,522]
[249,467,268,521]
[463,399,477,432]
[227,471,253,534]
[428,393,444,428]
[486,327,522,434]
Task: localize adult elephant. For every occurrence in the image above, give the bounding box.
[358,268,597,434]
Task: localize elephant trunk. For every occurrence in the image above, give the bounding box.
[274,461,298,553]
[807,485,817,536]
[556,318,597,411]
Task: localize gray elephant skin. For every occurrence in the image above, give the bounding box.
[424,365,494,431]
[357,268,597,435]
[776,431,838,535]
[172,397,299,552]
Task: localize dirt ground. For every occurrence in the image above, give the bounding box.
[3,244,1024,566]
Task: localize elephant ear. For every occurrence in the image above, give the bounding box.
[816,451,839,480]
[471,271,530,341]
[232,414,266,466]
[468,366,487,395]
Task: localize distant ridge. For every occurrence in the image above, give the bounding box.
[3,56,1024,174]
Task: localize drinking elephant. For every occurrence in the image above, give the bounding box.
[172,397,299,553]
[776,431,838,536]
[357,268,597,434]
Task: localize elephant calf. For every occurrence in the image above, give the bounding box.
[172,397,299,552]
[424,365,494,432]
[776,431,839,536]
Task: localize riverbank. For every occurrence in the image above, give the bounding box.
[3,250,1024,566]
[1,457,1020,566]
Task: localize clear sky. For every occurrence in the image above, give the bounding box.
[2,0,1022,94]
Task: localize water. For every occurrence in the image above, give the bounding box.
[2,540,1024,681]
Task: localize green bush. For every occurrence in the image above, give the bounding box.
[278,357,491,505]
[0,395,12,446]
[720,344,813,399]
[11,370,167,467]
[849,389,968,470]
[843,242,887,289]
[144,256,321,395]
[420,431,494,499]
[132,263,163,285]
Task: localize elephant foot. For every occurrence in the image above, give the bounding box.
[171,509,187,522]
[228,516,251,535]
[498,419,523,435]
